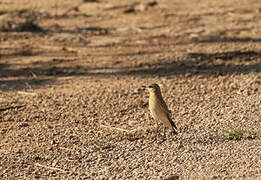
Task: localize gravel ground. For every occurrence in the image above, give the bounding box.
[1,0,261,179]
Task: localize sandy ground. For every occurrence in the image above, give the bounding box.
[1,0,261,179]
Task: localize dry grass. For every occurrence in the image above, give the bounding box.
[224,129,260,140]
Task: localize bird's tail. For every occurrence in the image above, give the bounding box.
[172,128,178,134]
[170,121,178,134]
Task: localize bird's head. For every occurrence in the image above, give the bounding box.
[147,83,161,94]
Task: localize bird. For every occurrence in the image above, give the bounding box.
[147,83,177,141]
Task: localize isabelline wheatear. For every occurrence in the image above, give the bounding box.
[148,84,177,141]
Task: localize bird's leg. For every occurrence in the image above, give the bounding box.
[163,127,167,140]
[156,125,159,138]
[149,124,159,144]
[158,127,166,143]
[155,124,160,140]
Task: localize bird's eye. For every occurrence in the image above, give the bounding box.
[148,86,153,88]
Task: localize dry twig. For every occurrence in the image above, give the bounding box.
[0,105,24,112]
[18,91,37,96]
[35,163,67,173]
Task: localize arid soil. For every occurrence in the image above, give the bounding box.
[1,0,261,179]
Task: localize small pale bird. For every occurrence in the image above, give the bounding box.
[148,84,177,141]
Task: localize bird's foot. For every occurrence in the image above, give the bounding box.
[158,137,166,144]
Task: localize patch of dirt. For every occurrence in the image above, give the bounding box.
[1,0,261,179]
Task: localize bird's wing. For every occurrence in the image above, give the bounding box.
[156,97,177,130]
[158,96,170,115]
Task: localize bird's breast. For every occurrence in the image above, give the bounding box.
[149,95,162,119]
